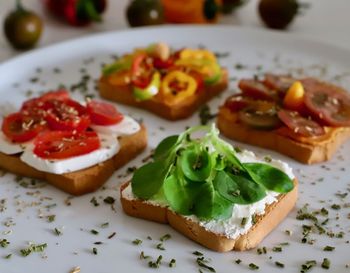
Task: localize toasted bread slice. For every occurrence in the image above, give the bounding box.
[0,125,147,195]
[217,108,350,164]
[98,69,228,120]
[120,179,298,252]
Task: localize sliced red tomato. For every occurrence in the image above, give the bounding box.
[238,79,278,101]
[44,99,90,131]
[153,57,174,69]
[302,78,350,127]
[277,109,325,137]
[131,53,153,88]
[87,100,124,125]
[224,94,253,112]
[1,112,46,143]
[40,89,70,101]
[33,131,100,160]
[21,90,70,116]
[264,74,296,95]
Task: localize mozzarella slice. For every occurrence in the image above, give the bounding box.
[20,133,120,174]
[0,132,28,155]
[90,116,140,136]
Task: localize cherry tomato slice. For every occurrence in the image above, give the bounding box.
[131,53,153,88]
[45,99,90,132]
[302,78,350,127]
[1,112,46,143]
[40,89,70,101]
[264,74,296,95]
[277,109,325,137]
[238,79,278,101]
[87,100,124,126]
[153,57,174,69]
[224,94,254,112]
[33,131,100,160]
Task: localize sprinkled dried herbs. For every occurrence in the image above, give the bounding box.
[103,196,115,204]
[156,243,165,250]
[132,239,142,245]
[101,222,109,228]
[54,228,62,236]
[0,239,10,248]
[90,197,99,207]
[235,259,242,264]
[160,234,171,242]
[275,261,284,268]
[90,229,99,235]
[248,263,259,270]
[321,258,330,269]
[323,246,335,251]
[140,251,150,260]
[20,243,47,257]
[300,260,316,273]
[92,247,98,255]
[196,256,216,272]
[193,251,204,256]
[149,255,163,268]
[169,258,176,268]
[330,204,341,210]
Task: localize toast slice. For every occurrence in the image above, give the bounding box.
[217,108,350,164]
[98,69,228,120]
[0,125,147,196]
[120,179,298,252]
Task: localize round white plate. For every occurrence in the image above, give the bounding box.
[0,26,349,273]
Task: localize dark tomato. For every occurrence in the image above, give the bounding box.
[238,79,277,101]
[33,131,100,160]
[87,100,124,126]
[1,112,46,143]
[302,78,350,127]
[277,109,325,137]
[224,94,253,112]
[264,73,296,95]
[44,99,90,131]
[238,103,281,130]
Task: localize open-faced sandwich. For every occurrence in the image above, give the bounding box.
[218,74,350,164]
[120,125,297,252]
[99,42,228,120]
[0,90,147,195]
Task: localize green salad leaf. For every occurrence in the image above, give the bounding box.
[153,135,178,161]
[131,161,169,199]
[243,163,294,193]
[131,124,295,221]
[213,171,267,204]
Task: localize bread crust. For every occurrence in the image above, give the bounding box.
[98,70,228,120]
[0,125,147,195]
[217,108,350,164]
[120,179,298,252]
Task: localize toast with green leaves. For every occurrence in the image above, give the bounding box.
[120,125,298,252]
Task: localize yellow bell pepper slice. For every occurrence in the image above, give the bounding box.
[179,49,217,62]
[162,71,198,105]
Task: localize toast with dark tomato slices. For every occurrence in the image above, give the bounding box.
[98,43,228,120]
[0,90,147,195]
[217,74,350,164]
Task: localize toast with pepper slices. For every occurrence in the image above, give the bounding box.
[217,74,350,164]
[0,90,147,195]
[119,125,298,252]
[98,43,228,120]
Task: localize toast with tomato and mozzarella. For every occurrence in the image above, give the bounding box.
[217,74,350,164]
[0,90,147,195]
[120,125,298,252]
[98,42,228,120]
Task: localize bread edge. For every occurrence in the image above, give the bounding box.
[98,69,228,120]
[0,125,147,196]
[217,109,350,164]
[120,179,298,252]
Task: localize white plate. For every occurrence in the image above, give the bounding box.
[0,26,349,273]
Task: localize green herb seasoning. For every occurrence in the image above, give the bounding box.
[140,251,150,260]
[196,257,216,272]
[248,263,259,270]
[92,247,98,255]
[235,259,242,264]
[47,215,56,223]
[160,234,171,242]
[275,261,284,268]
[90,197,99,207]
[132,239,142,245]
[101,222,109,228]
[90,229,99,235]
[103,196,115,204]
[301,260,317,273]
[156,243,165,250]
[169,258,176,268]
[321,258,330,269]
[20,243,47,257]
[4,253,12,259]
[0,239,10,248]
[323,246,335,251]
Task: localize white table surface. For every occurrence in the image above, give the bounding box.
[0,0,350,63]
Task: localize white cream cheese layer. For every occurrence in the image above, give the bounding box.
[20,134,120,174]
[123,149,295,240]
[0,132,28,155]
[90,116,140,136]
